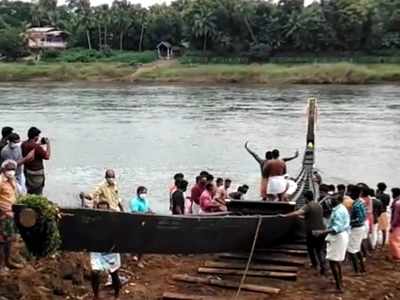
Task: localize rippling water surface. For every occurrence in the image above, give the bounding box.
[0,83,399,212]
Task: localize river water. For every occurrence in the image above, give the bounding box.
[0,83,399,212]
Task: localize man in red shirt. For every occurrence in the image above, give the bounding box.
[189,175,207,214]
[21,127,51,195]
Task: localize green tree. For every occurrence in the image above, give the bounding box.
[67,0,93,49]
[0,26,25,60]
[111,0,131,50]
[184,0,218,52]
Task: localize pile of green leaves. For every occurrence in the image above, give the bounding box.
[17,195,61,257]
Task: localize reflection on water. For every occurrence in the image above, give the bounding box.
[0,83,399,212]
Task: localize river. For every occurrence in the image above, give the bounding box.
[0,83,399,212]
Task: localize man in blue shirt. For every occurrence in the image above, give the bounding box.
[129,186,151,214]
[128,186,152,269]
[314,194,350,293]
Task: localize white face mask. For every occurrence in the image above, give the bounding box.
[9,142,20,149]
[106,178,116,185]
[139,193,147,199]
[4,170,15,179]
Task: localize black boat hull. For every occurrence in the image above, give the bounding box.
[226,200,296,215]
[14,207,296,254]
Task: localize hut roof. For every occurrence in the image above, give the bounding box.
[157,41,172,49]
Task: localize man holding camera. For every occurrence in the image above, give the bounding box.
[21,127,51,195]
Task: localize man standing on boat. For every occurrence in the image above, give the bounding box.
[245,142,298,200]
[21,127,51,195]
[80,169,124,212]
[263,149,288,201]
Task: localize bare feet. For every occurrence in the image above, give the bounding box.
[137,262,144,269]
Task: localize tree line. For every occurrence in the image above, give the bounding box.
[1,0,400,60]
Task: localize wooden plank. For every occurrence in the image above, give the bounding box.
[198,267,297,281]
[163,292,229,300]
[271,244,307,251]
[219,253,306,266]
[204,261,298,273]
[255,248,308,256]
[172,274,280,295]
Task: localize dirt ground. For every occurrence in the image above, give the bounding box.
[1,242,400,300]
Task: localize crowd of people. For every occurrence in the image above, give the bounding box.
[283,182,400,293]
[1,125,400,299]
[0,126,51,274]
[78,169,248,299]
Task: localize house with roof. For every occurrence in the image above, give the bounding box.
[26,27,68,50]
[156,41,187,59]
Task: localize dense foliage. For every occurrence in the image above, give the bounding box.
[17,195,61,257]
[1,0,400,59]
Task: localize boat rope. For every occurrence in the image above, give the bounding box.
[232,216,263,300]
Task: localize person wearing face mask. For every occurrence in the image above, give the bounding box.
[0,160,23,272]
[128,186,152,269]
[21,127,51,195]
[1,133,34,195]
[129,186,152,214]
[80,169,123,212]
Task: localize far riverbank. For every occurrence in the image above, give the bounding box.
[1,61,400,84]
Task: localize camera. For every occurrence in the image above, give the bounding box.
[40,137,48,145]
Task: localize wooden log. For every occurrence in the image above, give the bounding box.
[271,244,307,251]
[198,267,297,281]
[219,253,306,266]
[172,274,280,295]
[204,261,298,273]
[162,292,229,300]
[255,248,308,256]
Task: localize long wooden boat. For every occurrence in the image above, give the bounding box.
[227,98,319,214]
[13,98,318,255]
[13,206,295,254]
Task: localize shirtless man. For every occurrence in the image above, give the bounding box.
[245,142,298,200]
[263,149,288,201]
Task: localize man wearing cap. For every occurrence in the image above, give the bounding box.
[21,127,51,195]
[0,160,23,272]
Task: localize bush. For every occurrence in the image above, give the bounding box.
[179,51,249,64]
[41,50,61,61]
[246,43,272,62]
[41,48,158,64]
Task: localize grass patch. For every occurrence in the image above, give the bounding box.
[135,62,400,84]
[0,62,135,81]
[1,61,400,84]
